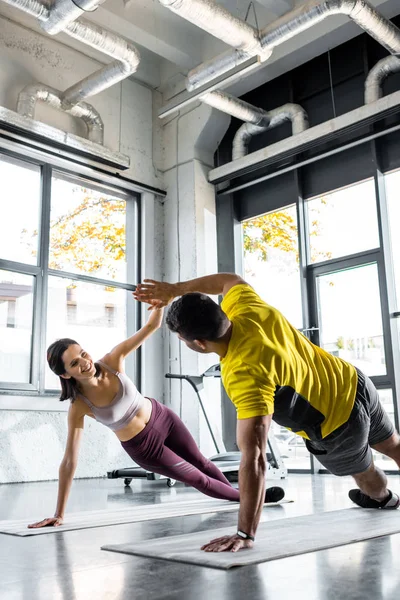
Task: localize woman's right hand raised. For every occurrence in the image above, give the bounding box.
[28,516,63,529]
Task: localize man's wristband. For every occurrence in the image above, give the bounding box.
[237,530,255,542]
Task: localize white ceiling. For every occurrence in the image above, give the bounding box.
[0,0,399,96]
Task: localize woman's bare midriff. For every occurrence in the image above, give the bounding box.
[114,396,153,442]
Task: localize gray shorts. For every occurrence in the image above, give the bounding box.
[305,369,395,476]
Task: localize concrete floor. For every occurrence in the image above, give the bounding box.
[0,473,399,600]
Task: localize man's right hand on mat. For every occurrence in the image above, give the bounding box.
[201,534,254,553]
[28,516,63,529]
[134,279,176,308]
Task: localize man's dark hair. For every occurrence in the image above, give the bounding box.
[166,293,228,341]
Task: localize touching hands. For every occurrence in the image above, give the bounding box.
[28,516,64,529]
[201,534,254,553]
[133,279,176,310]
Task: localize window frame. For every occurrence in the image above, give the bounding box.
[0,147,141,398]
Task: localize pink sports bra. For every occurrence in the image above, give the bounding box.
[78,360,145,432]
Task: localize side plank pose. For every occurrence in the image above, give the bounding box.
[29,302,283,530]
[134,273,400,553]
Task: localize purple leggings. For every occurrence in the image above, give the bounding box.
[121,398,240,502]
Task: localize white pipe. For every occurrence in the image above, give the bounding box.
[0,106,130,168]
[200,91,270,127]
[40,0,106,35]
[187,0,400,91]
[0,0,49,19]
[158,0,262,55]
[17,83,104,144]
[209,90,400,183]
[61,19,140,105]
[232,103,309,160]
[0,1,140,105]
[365,56,400,104]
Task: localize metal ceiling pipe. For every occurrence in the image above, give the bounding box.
[0,0,49,19]
[0,1,140,104]
[0,105,130,168]
[365,55,400,104]
[232,103,309,160]
[209,89,400,185]
[17,83,104,143]
[40,0,106,35]
[158,0,262,54]
[200,90,271,126]
[187,0,400,92]
[61,20,141,105]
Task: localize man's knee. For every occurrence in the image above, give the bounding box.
[372,432,400,456]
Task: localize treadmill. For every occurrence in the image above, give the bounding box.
[107,364,287,486]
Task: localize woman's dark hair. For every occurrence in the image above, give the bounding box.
[166,293,229,341]
[47,338,99,402]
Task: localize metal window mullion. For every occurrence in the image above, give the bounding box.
[32,164,52,394]
[295,170,311,332]
[309,249,381,277]
[0,259,40,276]
[47,269,137,291]
[294,170,314,474]
[126,194,140,387]
[52,169,134,202]
[371,143,400,431]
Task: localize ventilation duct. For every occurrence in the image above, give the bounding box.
[0,106,130,169]
[40,0,106,35]
[200,91,270,127]
[183,0,400,92]
[365,56,400,104]
[158,0,263,55]
[232,104,309,160]
[209,90,400,185]
[17,84,104,144]
[0,1,141,104]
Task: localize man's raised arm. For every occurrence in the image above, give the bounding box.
[134,273,246,307]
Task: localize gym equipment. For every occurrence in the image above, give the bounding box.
[107,363,287,486]
[166,364,287,482]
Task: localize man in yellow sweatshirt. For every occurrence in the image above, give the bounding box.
[134,273,400,553]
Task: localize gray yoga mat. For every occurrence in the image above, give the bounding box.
[0,498,291,536]
[102,508,400,569]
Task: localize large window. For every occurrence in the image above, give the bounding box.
[242,204,303,328]
[306,180,380,264]
[0,153,139,394]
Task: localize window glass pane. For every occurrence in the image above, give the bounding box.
[372,389,397,471]
[45,277,128,389]
[242,205,303,329]
[307,180,379,264]
[49,176,128,282]
[0,270,34,383]
[385,169,400,308]
[316,264,386,377]
[271,422,310,471]
[0,156,41,265]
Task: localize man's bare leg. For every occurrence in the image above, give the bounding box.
[350,432,400,508]
[352,461,389,501]
[372,431,400,469]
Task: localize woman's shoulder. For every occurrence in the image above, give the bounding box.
[98,353,124,374]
